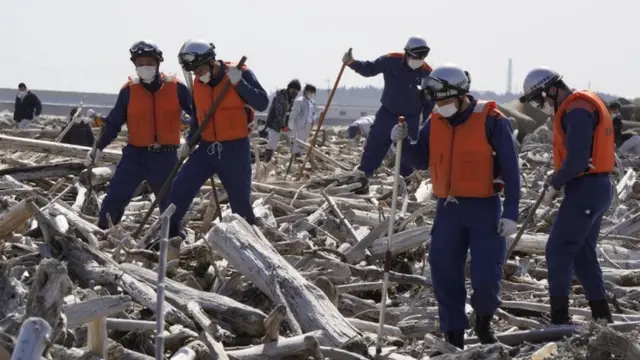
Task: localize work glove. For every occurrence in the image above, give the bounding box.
[73,115,83,124]
[227,67,242,85]
[497,218,517,237]
[342,49,354,65]
[84,149,102,166]
[390,123,408,142]
[177,142,191,159]
[18,119,31,129]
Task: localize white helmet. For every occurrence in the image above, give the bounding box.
[520,66,562,103]
[404,36,430,58]
[86,109,95,117]
[421,63,470,100]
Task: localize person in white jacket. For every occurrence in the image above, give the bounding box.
[347,115,398,158]
[347,116,374,143]
[288,84,317,157]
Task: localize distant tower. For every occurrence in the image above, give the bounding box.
[506,58,513,94]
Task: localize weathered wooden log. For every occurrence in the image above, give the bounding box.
[85,290,108,359]
[120,263,267,336]
[465,321,640,346]
[262,305,287,343]
[78,165,117,186]
[225,331,324,360]
[11,317,52,360]
[0,134,121,163]
[23,258,73,342]
[63,294,133,328]
[586,326,640,360]
[0,162,85,181]
[206,214,362,347]
[0,198,35,238]
[294,138,351,171]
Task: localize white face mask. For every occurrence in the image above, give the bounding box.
[306,93,315,100]
[136,66,157,82]
[436,103,458,118]
[17,91,27,98]
[199,72,211,84]
[407,59,423,70]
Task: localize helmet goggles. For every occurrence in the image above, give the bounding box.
[421,76,467,101]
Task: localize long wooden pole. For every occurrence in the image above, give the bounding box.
[295,48,352,181]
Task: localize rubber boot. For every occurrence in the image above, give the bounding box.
[351,176,369,195]
[429,330,464,357]
[589,299,613,323]
[429,330,464,358]
[445,330,465,349]
[475,315,498,344]
[262,149,273,163]
[550,296,572,325]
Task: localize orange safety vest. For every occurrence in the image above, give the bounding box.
[552,91,614,174]
[125,73,182,147]
[192,62,251,142]
[429,100,503,198]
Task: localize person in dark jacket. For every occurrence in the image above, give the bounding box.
[60,107,95,147]
[13,83,42,128]
[263,79,301,162]
[608,101,624,148]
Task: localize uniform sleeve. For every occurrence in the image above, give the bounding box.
[96,86,129,151]
[550,104,597,189]
[402,119,431,170]
[486,114,521,222]
[187,97,199,145]
[348,55,390,77]
[421,92,435,125]
[235,69,269,111]
[32,93,42,116]
[176,82,195,120]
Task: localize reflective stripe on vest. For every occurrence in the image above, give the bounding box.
[126,74,181,147]
[552,91,615,174]
[429,100,500,198]
[192,62,249,143]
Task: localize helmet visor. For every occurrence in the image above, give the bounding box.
[130,41,157,53]
[178,52,203,71]
[421,76,465,101]
[519,87,546,106]
[405,46,430,59]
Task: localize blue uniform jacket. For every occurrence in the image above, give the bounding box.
[187,61,269,144]
[403,96,521,221]
[550,105,601,190]
[349,53,435,120]
[97,75,194,151]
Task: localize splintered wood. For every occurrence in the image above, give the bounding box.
[0,111,640,359]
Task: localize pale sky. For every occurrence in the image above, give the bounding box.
[2,0,638,98]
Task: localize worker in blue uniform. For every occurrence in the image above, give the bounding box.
[84,40,193,230]
[520,67,615,325]
[168,40,269,238]
[391,64,520,349]
[342,36,435,193]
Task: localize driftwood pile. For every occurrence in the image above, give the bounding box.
[0,111,640,359]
